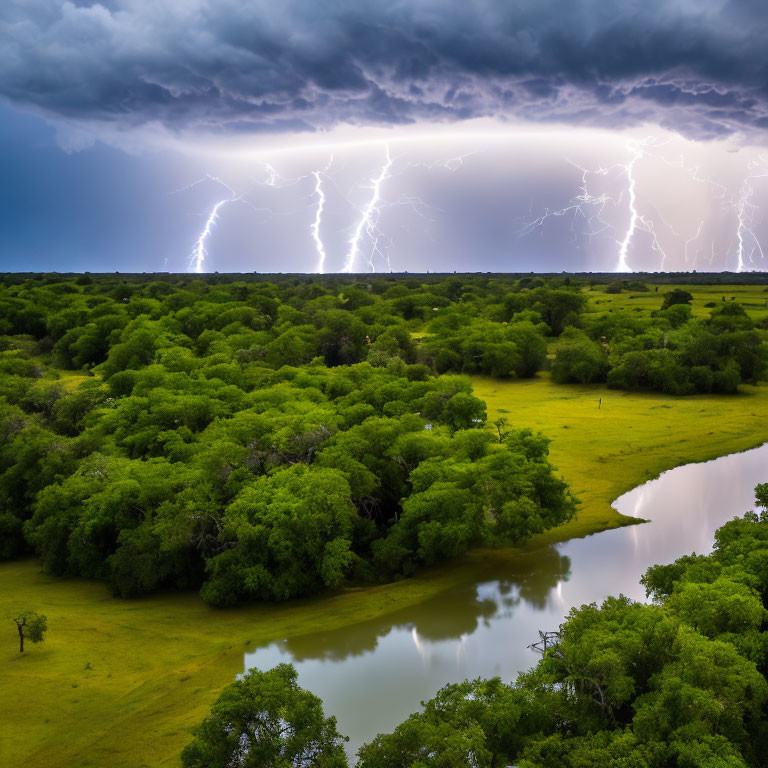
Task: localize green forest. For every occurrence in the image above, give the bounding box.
[1,274,767,607]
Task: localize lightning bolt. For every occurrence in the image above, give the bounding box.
[190,199,229,273]
[733,157,768,272]
[184,174,274,273]
[311,156,333,274]
[175,142,768,275]
[182,146,467,274]
[406,151,476,173]
[614,139,682,272]
[520,139,672,272]
[615,141,643,272]
[517,162,614,245]
[254,162,309,190]
[641,147,729,270]
[344,145,393,273]
[263,163,279,187]
[571,162,614,239]
[188,176,241,274]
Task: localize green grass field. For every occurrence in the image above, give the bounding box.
[474,375,768,540]
[583,282,768,324]
[4,284,768,768]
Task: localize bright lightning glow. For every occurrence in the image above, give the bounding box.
[181,147,462,274]
[614,140,675,271]
[311,156,333,273]
[734,157,768,272]
[406,151,476,173]
[344,145,393,273]
[520,139,676,271]
[190,198,230,273]
[636,147,729,270]
[185,174,277,273]
[179,134,768,274]
[262,163,279,187]
[188,175,240,273]
[615,141,643,272]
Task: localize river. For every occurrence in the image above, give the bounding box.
[244,442,768,758]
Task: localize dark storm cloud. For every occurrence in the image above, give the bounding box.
[1,0,767,142]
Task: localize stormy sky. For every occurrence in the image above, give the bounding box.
[2,0,768,273]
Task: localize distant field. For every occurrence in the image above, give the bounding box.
[584,282,768,323]
[4,283,768,768]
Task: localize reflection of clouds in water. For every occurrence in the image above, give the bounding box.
[456,634,468,667]
[630,488,648,519]
[556,580,566,607]
[613,444,767,566]
[410,628,469,670]
[268,547,572,666]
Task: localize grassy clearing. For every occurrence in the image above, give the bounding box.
[584,283,768,324]
[5,284,768,768]
[51,370,91,393]
[474,374,768,541]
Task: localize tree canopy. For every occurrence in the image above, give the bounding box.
[0,273,764,604]
[0,275,581,604]
[181,663,348,768]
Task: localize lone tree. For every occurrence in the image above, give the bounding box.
[13,610,47,653]
[182,663,348,768]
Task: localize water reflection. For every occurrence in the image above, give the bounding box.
[274,546,571,664]
[244,443,768,758]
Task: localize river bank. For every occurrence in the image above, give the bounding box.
[4,377,768,767]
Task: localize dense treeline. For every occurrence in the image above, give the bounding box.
[0,275,579,604]
[553,297,768,394]
[186,495,768,767]
[1,274,764,391]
